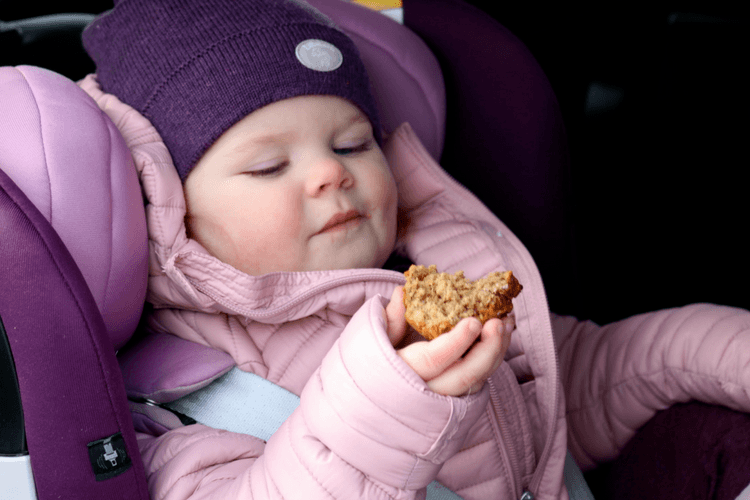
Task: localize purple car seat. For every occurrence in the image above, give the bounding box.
[0,66,149,499]
[401,0,578,316]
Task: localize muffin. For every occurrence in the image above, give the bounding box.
[403,264,522,340]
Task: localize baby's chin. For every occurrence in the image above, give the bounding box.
[311,252,389,272]
[236,223,397,275]
[307,241,395,272]
[232,246,392,276]
[304,228,396,272]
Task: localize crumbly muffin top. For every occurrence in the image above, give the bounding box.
[403,264,522,340]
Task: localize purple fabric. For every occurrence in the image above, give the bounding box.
[403,0,579,315]
[584,401,750,500]
[118,331,234,403]
[82,0,382,181]
[0,66,148,351]
[307,0,446,161]
[0,168,148,500]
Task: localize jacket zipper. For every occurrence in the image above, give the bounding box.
[411,128,561,496]
[188,271,406,319]
[499,242,560,497]
[487,378,521,498]
[524,271,560,496]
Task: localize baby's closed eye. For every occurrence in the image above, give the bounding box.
[333,139,373,156]
[245,138,374,177]
[245,160,289,177]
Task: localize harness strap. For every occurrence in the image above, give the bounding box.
[166,367,299,442]
[165,366,594,500]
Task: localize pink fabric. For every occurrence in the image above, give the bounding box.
[553,305,750,471]
[78,74,750,500]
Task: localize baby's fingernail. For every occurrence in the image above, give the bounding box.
[468,318,481,334]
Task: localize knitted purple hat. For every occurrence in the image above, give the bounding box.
[82,0,382,180]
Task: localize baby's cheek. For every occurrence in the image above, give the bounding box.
[269,191,306,243]
[243,190,301,234]
[238,193,307,273]
[366,168,399,266]
[366,164,396,209]
[377,171,399,233]
[231,226,299,275]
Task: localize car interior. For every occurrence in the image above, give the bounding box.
[1,0,747,498]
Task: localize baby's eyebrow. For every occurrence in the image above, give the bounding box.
[237,112,369,151]
[225,132,293,158]
[334,112,371,135]
[347,113,368,126]
[245,131,296,145]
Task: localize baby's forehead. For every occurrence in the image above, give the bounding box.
[191,95,378,172]
[224,96,373,146]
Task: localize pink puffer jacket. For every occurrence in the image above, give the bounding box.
[79,74,750,500]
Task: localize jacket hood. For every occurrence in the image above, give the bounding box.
[79,74,415,320]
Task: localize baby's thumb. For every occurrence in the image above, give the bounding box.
[385,286,407,346]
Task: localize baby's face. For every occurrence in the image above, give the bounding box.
[184,95,398,275]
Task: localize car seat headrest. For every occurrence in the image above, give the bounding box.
[306,0,445,161]
[0,65,148,351]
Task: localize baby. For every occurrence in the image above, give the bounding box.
[80,0,750,499]
[181,89,513,396]
[182,90,515,398]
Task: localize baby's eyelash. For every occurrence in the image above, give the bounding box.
[248,161,288,177]
[246,141,372,177]
[334,140,373,156]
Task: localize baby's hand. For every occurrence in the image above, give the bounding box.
[385,287,515,397]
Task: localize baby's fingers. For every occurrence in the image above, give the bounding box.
[385,286,407,346]
[397,318,481,381]
[426,318,507,397]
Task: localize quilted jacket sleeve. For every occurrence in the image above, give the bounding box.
[135,295,490,499]
[552,303,750,471]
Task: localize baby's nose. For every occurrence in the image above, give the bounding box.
[306,156,353,195]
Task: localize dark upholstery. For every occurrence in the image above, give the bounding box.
[403,0,579,316]
[0,167,148,499]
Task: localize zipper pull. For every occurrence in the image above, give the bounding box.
[520,491,535,500]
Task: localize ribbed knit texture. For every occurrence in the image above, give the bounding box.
[82,0,381,180]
